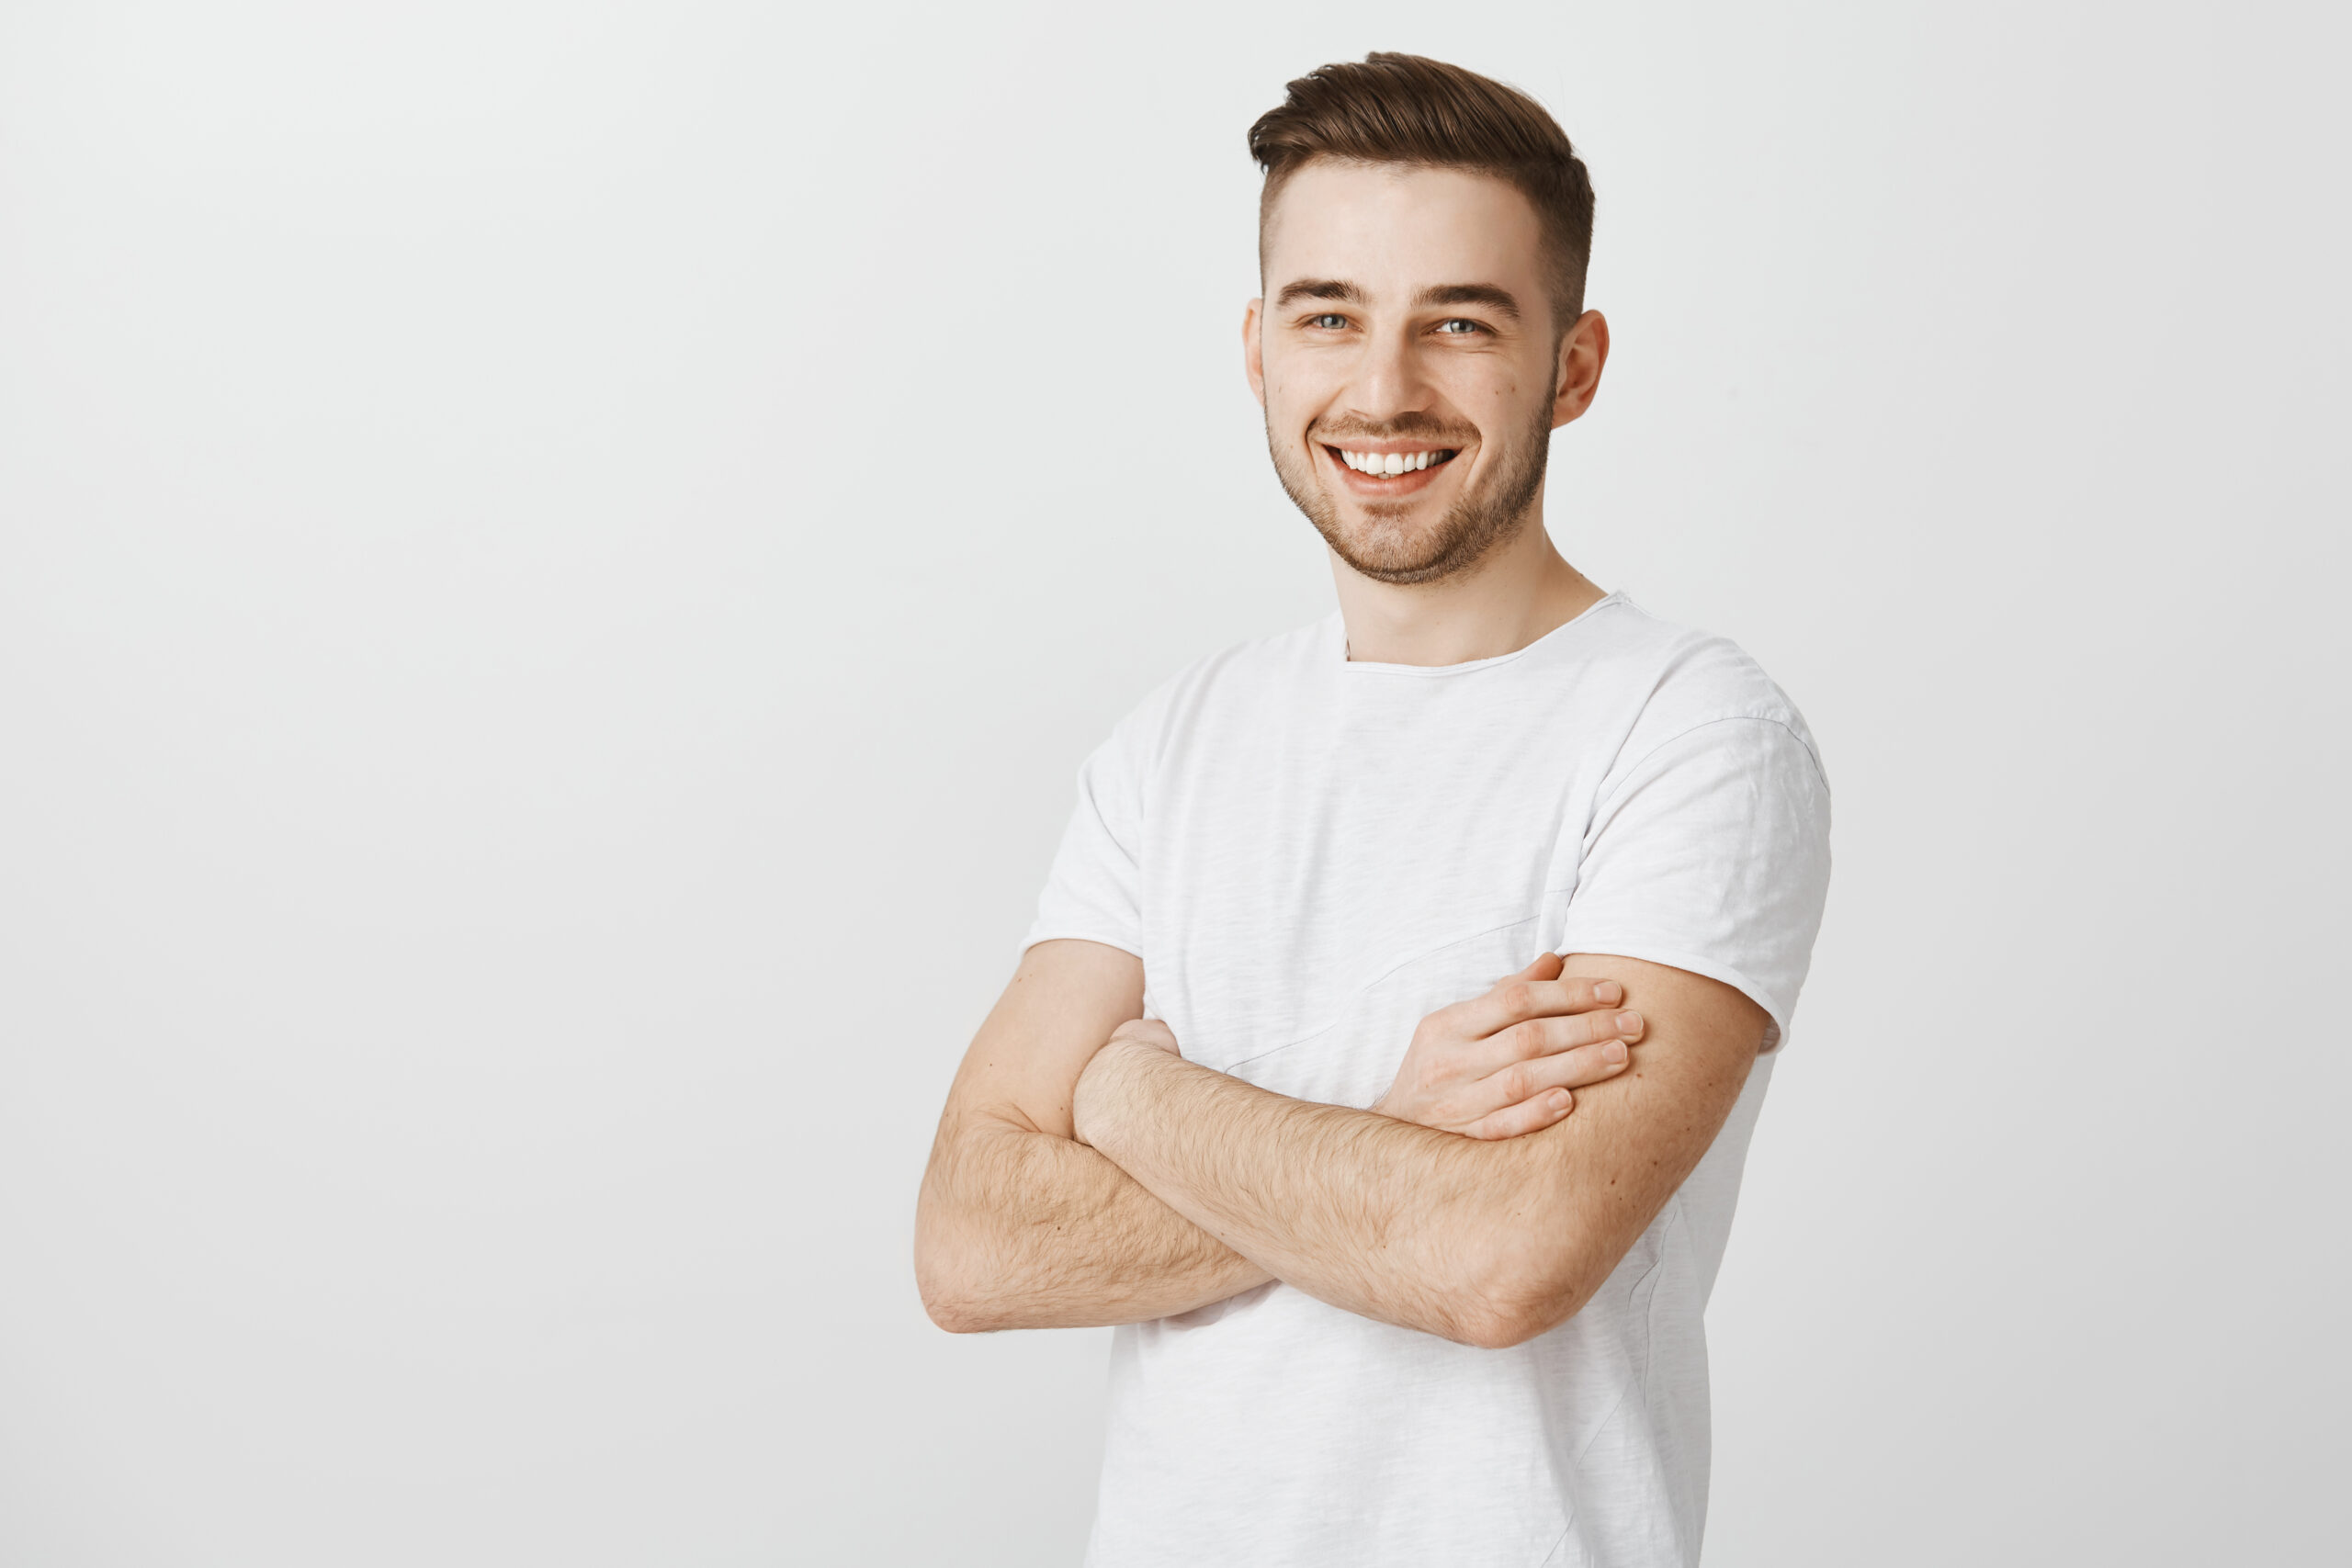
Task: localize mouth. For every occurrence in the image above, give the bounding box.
[1319,441,1463,498]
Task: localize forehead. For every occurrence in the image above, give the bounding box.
[1261,160,1546,298]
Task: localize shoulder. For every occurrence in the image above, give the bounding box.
[1091,614,1332,773]
[1552,594,1827,788]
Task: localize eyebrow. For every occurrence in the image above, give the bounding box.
[1272,278,1522,321]
[1274,277,1363,309]
[1414,283,1521,321]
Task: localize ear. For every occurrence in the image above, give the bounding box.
[1551,310,1611,430]
[1243,298,1266,409]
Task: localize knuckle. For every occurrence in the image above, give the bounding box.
[1498,981,1533,1015]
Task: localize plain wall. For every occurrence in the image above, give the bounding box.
[1,1,2344,1562]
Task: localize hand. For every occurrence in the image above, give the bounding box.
[1372,953,1645,1140]
[1070,1018,1181,1148]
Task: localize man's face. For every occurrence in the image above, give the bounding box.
[1247,161,1577,585]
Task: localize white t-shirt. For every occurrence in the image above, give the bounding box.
[1023,592,1833,1568]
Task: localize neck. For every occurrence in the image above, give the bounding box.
[1333,511,1606,666]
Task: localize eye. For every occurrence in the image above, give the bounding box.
[1306,312,1349,330]
[1434,318,1485,335]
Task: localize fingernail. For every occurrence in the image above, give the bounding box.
[1602,1040,1627,1064]
[1617,1011,1642,1035]
[1596,981,1623,1003]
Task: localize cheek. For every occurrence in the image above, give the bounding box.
[1261,377,1318,437]
[1452,364,1547,432]
[1262,344,1344,409]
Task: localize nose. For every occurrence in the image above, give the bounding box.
[1340,318,1434,426]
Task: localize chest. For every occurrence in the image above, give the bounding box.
[1135,686,1612,1103]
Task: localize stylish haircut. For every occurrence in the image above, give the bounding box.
[1248,52,1596,330]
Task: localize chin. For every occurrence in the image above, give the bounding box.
[1319,487,1529,586]
[1328,519,1476,583]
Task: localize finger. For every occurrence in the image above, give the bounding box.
[1453,975,1630,1039]
[1494,950,1566,987]
[1462,1089,1574,1142]
[1478,1036,1636,1106]
[1467,1007,1645,1079]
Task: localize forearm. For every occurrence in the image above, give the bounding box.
[1073,1039,1533,1347]
[915,1113,1273,1332]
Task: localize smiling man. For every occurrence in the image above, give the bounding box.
[916,53,1832,1568]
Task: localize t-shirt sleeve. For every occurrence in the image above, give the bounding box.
[1552,716,1832,1052]
[1019,722,1148,962]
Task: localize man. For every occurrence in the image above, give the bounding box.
[915,51,1831,1568]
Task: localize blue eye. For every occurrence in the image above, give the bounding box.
[1436,319,1482,334]
[1309,313,1348,330]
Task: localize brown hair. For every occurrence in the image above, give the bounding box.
[1247,52,1596,329]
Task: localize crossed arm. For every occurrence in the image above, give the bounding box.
[914,938,1769,1349]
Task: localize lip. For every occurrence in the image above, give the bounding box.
[1318,440,1464,498]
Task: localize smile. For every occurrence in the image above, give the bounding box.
[1328,445,1457,476]
[1321,442,1462,496]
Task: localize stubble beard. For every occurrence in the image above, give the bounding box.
[1267,403,1554,586]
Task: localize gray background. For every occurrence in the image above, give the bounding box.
[2,1,2344,1562]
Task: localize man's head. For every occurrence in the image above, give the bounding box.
[1243,53,1608,585]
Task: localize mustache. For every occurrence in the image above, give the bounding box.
[1307,414,1477,446]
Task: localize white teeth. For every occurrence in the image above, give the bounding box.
[1335,446,1450,474]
